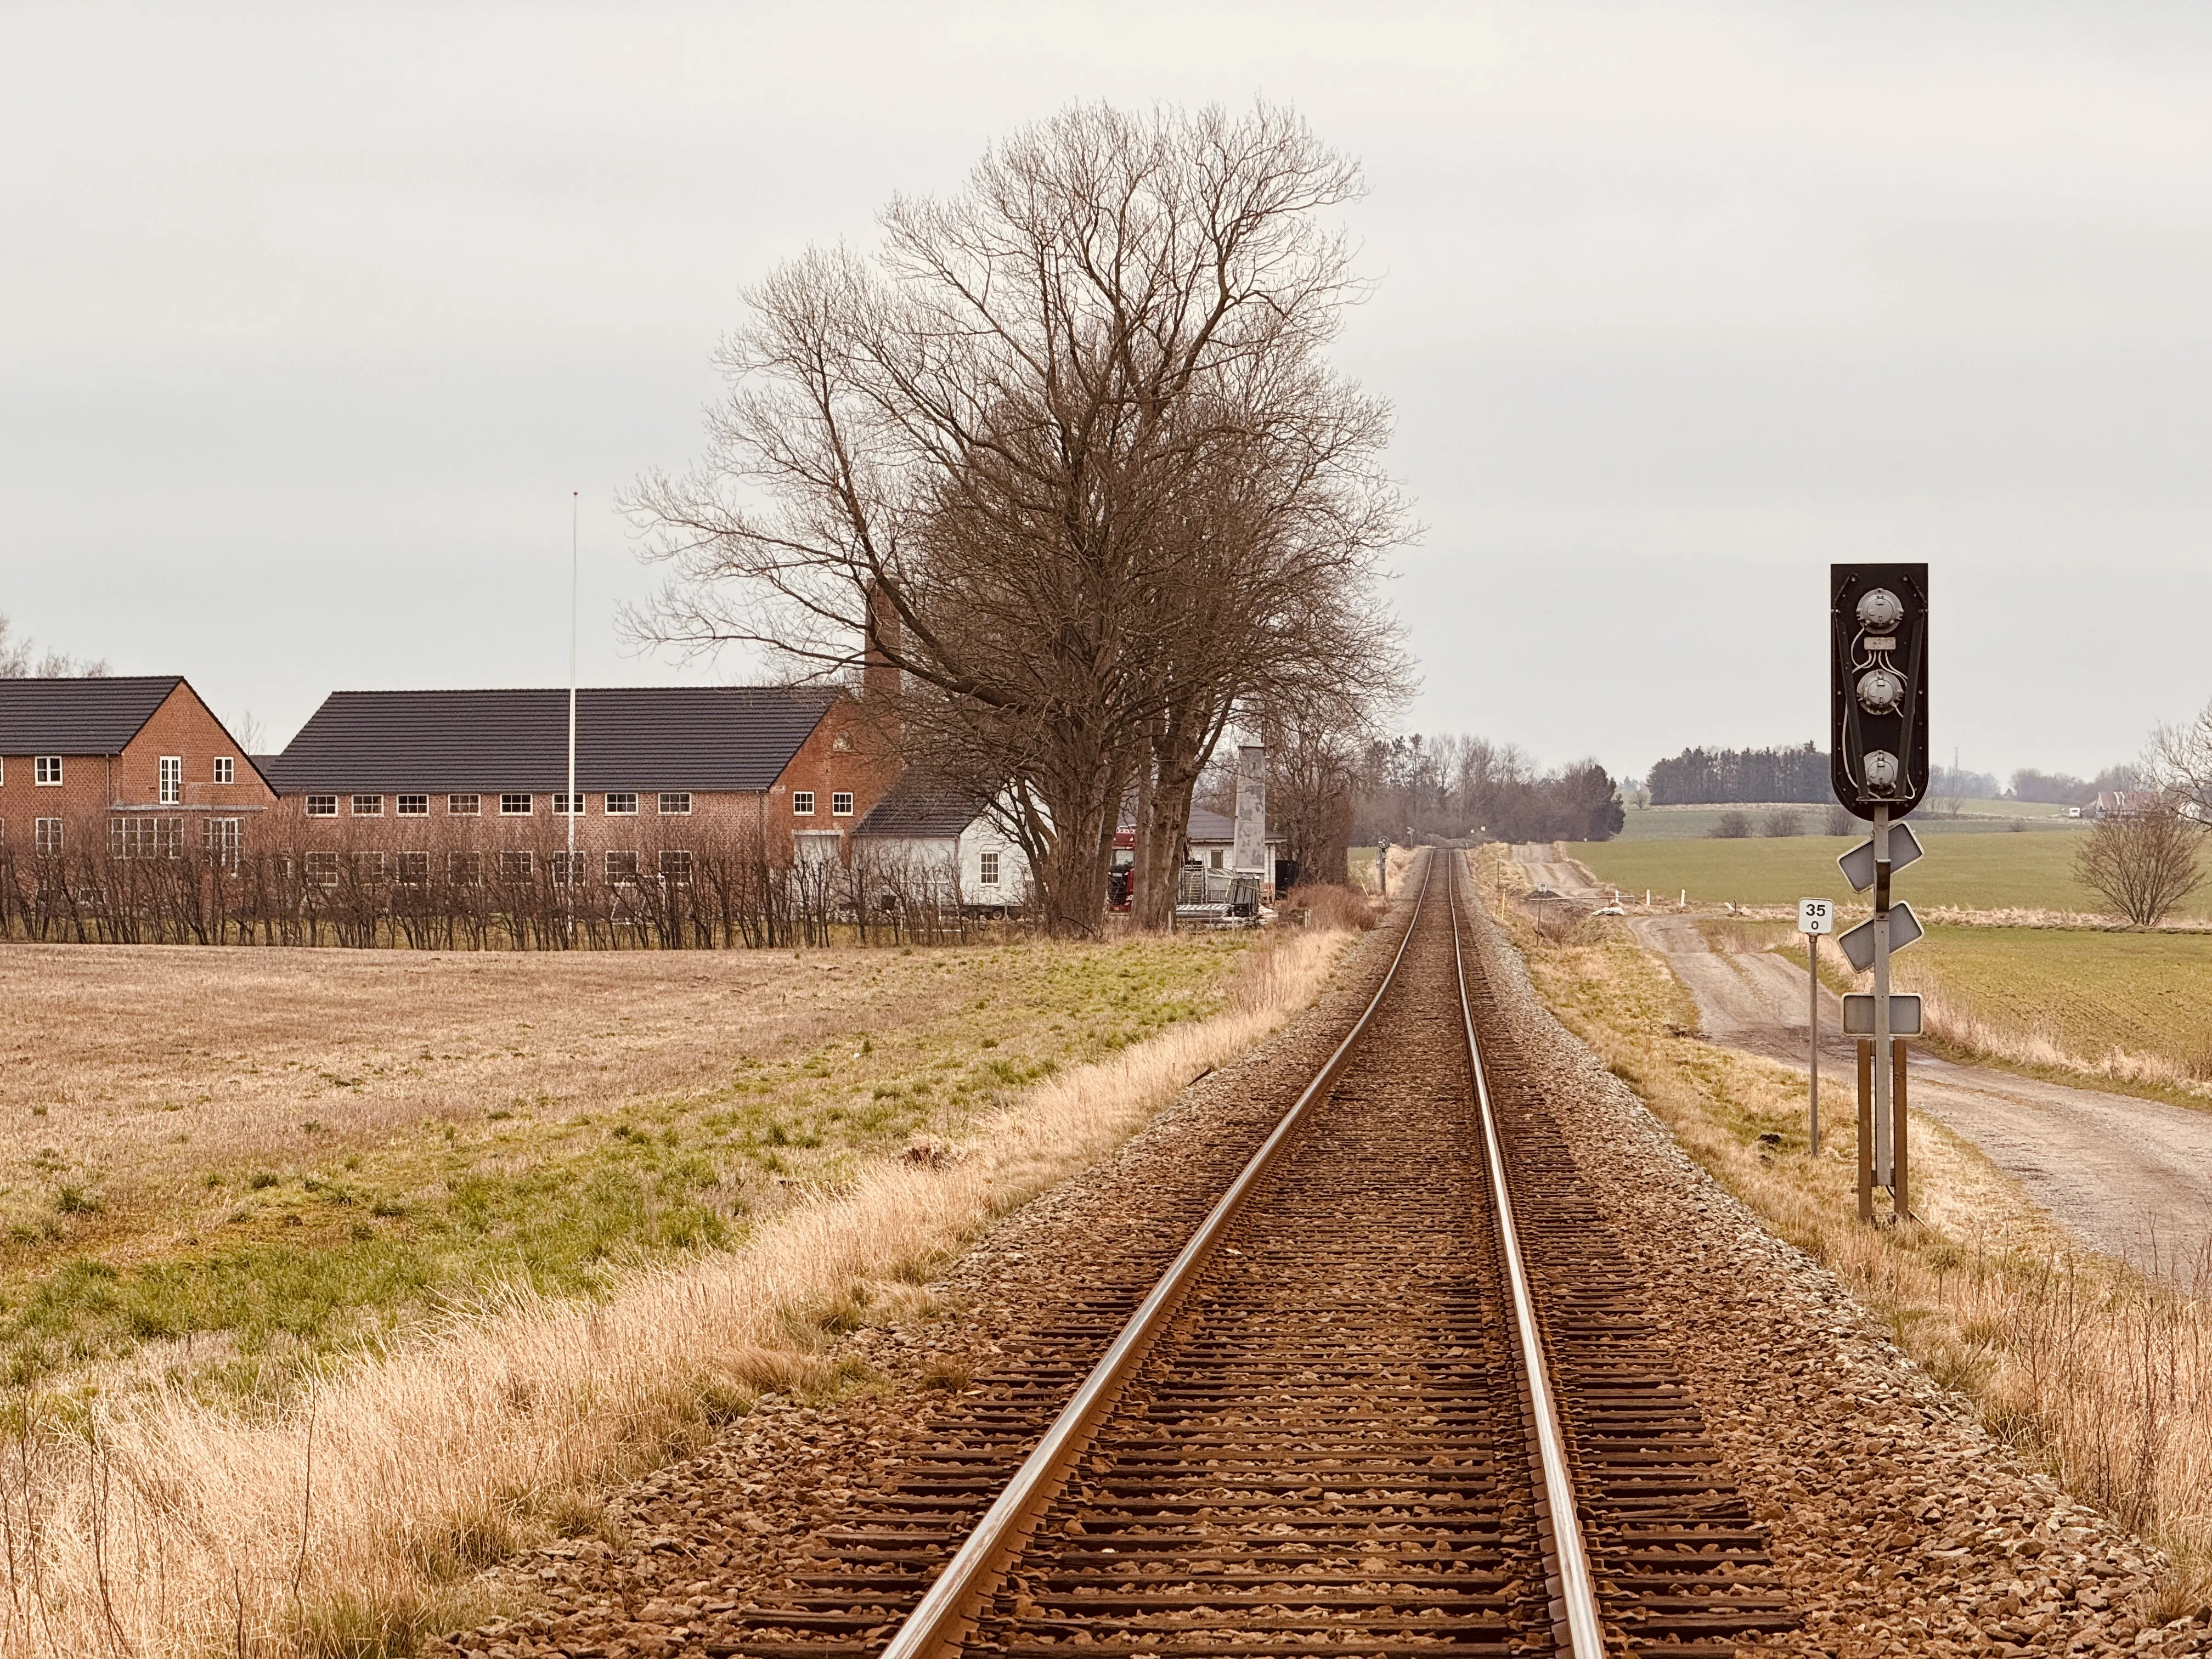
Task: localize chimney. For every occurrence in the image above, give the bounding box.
[1232,744,1268,882]
[863,581,901,707]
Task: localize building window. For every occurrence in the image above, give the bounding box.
[499,849,534,882]
[979,849,1000,887]
[832,792,854,817]
[447,851,482,886]
[306,795,338,817]
[396,794,428,816]
[604,792,638,815]
[659,849,693,885]
[111,817,184,859]
[34,757,62,786]
[549,851,585,886]
[448,794,481,816]
[604,850,640,884]
[213,757,235,785]
[552,792,584,815]
[158,756,182,805]
[33,818,62,855]
[792,791,815,816]
[352,794,383,816]
[500,794,532,816]
[397,851,430,885]
[205,819,242,869]
[351,851,388,882]
[304,851,339,887]
[658,792,691,815]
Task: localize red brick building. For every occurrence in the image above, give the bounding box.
[259,686,898,887]
[0,676,275,861]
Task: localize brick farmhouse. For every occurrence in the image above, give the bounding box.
[0,676,275,861]
[258,685,899,888]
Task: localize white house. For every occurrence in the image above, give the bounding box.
[851,772,1032,910]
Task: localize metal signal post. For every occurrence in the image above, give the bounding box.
[1829,563,1929,1226]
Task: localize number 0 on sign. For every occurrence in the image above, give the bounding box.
[1798,898,1833,935]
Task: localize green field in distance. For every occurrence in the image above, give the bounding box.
[1573,828,2204,917]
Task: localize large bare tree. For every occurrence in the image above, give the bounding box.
[627,101,1408,933]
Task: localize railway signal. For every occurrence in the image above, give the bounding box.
[1829,562,1929,1227]
[1797,899,1832,1152]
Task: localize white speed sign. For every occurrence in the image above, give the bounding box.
[1798,898,1833,935]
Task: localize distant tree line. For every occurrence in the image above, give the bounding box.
[1647,743,1828,805]
[2008,765,2143,806]
[1347,734,1624,844]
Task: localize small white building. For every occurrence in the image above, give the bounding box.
[851,772,1031,911]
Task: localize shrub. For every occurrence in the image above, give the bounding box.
[1823,804,1855,836]
[1711,811,1753,839]
[1761,809,1803,838]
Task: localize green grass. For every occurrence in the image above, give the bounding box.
[0,939,1248,1398]
[1908,926,2212,1080]
[1618,799,2078,841]
[1577,829,2199,917]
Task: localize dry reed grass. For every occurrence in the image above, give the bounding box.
[1496,864,2212,1614]
[0,921,1359,1657]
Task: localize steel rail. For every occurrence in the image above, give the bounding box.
[1448,852,1610,1658]
[876,854,1438,1659]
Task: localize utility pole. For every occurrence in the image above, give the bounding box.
[567,492,579,945]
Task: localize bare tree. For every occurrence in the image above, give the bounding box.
[0,612,108,677]
[627,101,1407,934]
[2148,699,2212,826]
[2075,802,2204,926]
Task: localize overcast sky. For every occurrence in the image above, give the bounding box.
[5,3,2209,782]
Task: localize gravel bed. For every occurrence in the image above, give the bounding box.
[1466,893,2207,1657]
[435,870,2204,1658]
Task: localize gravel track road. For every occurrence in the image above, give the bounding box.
[436,865,2203,1658]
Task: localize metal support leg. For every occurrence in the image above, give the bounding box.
[1892,1040,1910,1224]
[1857,1039,1874,1225]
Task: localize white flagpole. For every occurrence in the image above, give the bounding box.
[567,492,579,940]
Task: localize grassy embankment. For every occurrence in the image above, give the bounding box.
[1482,846,2212,1614]
[0,913,1370,1655]
[1579,829,2212,1102]
[1617,797,2076,841]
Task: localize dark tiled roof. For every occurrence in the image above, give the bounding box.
[853,770,990,839]
[263,687,840,794]
[0,676,183,754]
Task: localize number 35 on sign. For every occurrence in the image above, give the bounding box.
[1798,898,1833,935]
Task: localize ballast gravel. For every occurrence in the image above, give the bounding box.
[435,875,2204,1658]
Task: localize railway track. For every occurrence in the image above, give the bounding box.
[713,851,1795,1657]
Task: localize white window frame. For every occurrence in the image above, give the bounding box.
[350,850,389,882]
[33,756,62,787]
[499,849,534,881]
[351,794,383,816]
[657,792,691,816]
[552,792,584,816]
[396,850,431,887]
[447,850,483,886]
[159,756,182,805]
[213,756,235,785]
[304,850,339,888]
[979,849,1000,887]
[306,795,338,817]
[831,791,854,817]
[396,794,429,816]
[549,850,585,886]
[792,791,815,816]
[447,793,481,816]
[33,818,62,855]
[659,849,693,885]
[500,793,533,816]
[604,849,640,884]
[205,817,241,870]
[604,792,638,816]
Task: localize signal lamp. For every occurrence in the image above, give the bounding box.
[1857,667,1905,713]
[1856,588,1905,632]
[1864,749,1900,789]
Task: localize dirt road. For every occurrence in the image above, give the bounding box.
[1515,845,2212,1278]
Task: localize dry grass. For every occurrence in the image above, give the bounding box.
[0,921,1359,1657]
[1494,861,2212,1615]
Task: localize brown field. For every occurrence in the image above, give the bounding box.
[0,914,1372,1656]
